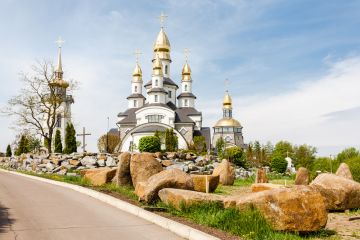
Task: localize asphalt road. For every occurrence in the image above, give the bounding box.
[0,171,183,240]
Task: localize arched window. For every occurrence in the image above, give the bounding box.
[155,79,158,87]
[133,100,137,107]
[165,65,168,74]
[56,114,61,128]
[184,99,188,107]
[134,86,138,93]
[184,84,188,92]
[154,95,158,102]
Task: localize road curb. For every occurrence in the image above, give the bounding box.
[0,169,220,240]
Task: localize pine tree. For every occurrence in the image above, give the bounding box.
[54,129,63,153]
[165,128,177,152]
[64,123,77,154]
[6,144,12,157]
[15,135,29,156]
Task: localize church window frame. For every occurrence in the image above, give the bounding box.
[155,79,158,87]
[165,65,168,74]
[168,90,172,98]
[179,127,188,136]
[184,99,188,107]
[184,84,188,92]
[133,100,137,107]
[56,114,62,128]
[134,86,138,93]
[154,95,158,102]
[145,114,164,123]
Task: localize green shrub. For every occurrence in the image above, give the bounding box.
[138,136,161,153]
[165,128,178,152]
[193,136,207,154]
[15,135,30,156]
[6,144,12,157]
[270,156,287,173]
[224,146,246,167]
[345,156,360,182]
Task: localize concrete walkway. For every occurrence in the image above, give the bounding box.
[0,171,183,240]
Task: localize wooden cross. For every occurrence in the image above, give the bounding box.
[77,127,91,153]
[134,49,142,63]
[184,48,190,62]
[55,36,65,48]
[158,12,168,28]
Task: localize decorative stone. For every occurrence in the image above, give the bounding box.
[295,167,310,185]
[84,167,117,186]
[80,156,97,166]
[159,188,225,210]
[105,156,117,167]
[135,169,194,203]
[97,159,105,167]
[335,163,353,180]
[251,183,286,192]
[191,174,219,193]
[161,160,174,167]
[310,173,360,210]
[69,159,80,166]
[212,159,235,185]
[130,153,163,188]
[114,152,132,186]
[255,168,268,183]
[224,186,328,232]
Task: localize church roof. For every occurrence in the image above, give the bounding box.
[133,125,167,134]
[147,88,168,94]
[126,93,145,99]
[144,77,179,88]
[177,92,197,99]
[117,108,138,124]
[175,107,201,123]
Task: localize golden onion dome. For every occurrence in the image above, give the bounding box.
[152,54,163,76]
[50,79,69,89]
[132,62,142,82]
[214,118,242,127]
[223,91,232,109]
[153,28,171,60]
[181,62,191,81]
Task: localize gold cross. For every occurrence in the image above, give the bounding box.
[158,12,168,28]
[134,49,142,63]
[225,78,230,91]
[55,36,65,48]
[184,48,190,62]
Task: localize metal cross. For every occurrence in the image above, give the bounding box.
[77,127,91,153]
[224,78,230,91]
[158,12,168,28]
[55,36,65,48]
[134,49,142,63]
[184,48,190,62]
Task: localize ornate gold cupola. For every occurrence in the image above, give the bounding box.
[50,37,69,89]
[132,63,142,82]
[182,62,192,81]
[153,13,171,61]
[152,54,163,76]
[223,91,232,110]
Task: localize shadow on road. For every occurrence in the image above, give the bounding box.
[0,203,15,233]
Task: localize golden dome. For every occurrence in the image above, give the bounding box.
[132,62,142,82]
[214,118,242,127]
[50,79,69,89]
[152,54,163,76]
[181,62,191,81]
[223,91,232,109]
[153,28,171,60]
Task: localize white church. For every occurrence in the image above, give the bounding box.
[117,24,211,152]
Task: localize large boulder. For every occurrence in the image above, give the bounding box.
[83,167,117,186]
[295,167,310,185]
[224,186,328,232]
[80,156,97,166]
[255,168,268,183]
[159,188,225,210]
[212,159,235,185]
[310,173,360,210]
[251,183,286,193]
[335,163,353,180]
[135,169,194,203]
[191,175,219,193]
[130,153,163,187]
[113,152,132,186]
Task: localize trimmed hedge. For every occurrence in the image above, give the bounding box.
[138,136,161,153]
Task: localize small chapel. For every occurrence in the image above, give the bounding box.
[117,20,210,152]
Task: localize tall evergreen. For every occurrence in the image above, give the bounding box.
[15,135,29,156]
[165,128,177,152]
[54,129,63,153]
[6,144,12,157]
[64,123,77,154]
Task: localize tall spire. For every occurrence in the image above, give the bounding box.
[55,37,65,75]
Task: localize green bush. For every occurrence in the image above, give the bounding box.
[6,144,12,157]
[345,156,360,182]
[138,136,161,153]
[224,146,246,167]
[270,156,288,173]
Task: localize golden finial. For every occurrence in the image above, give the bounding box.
[134,49,142,63]
[158,12,168,28]
[55,37,65,73]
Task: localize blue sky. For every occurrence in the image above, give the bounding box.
[0,0,360,155]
